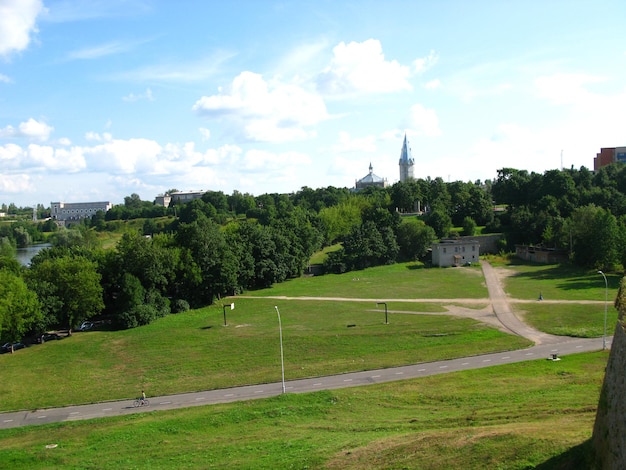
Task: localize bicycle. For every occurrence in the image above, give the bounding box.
[133,398,150,407]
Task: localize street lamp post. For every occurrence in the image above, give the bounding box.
[376,302,388,324]
[598,271,608,350]
[274,306,286,393]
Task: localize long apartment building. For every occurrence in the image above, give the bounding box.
[50,201,112,223]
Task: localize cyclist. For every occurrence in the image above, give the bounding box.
[140,390,146,405]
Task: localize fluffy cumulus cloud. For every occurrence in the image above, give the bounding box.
[0,118,53,141]
[0,142,85,172]
[193,71,328,143]
[316,39,412,95]
[0,173,31,193]
[0,0,46,58]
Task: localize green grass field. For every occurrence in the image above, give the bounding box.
[0,259,617,468]
[0,297,530,412]
[0,351,606,469]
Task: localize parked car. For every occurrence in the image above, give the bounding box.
[78,321,93,331]
[1,342,26,353]
[37,333,63,343]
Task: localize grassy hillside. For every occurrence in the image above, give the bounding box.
[0,351,605,469]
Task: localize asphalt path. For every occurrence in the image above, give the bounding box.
[0,262,611,430]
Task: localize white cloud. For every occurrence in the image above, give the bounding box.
[534,73,607,107]
[83,138,163,174]
[413,50,438,73]
[67,41,130,60]
[425,79,441,90]
[19,118,53,140]
[332,131,377,153]
[316,39,412,95]
[405,104,442,137]
[0,142,85,172]
[57,137,71,146]
[0,118,53,141]
[199,127,211,141]
[0,173,31,193]
[85,131,112,142]
[0,73,12,83]
[122,88,154,102]
[0,0,46,58]
[193,71,328,143]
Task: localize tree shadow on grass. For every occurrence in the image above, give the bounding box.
[534,439,597,470]
[508,263,616,292]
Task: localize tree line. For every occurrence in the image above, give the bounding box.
[3,163,626,345]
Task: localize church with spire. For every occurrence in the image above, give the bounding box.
[398,133,415,182]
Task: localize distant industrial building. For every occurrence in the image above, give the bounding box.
[50,201,112,224]
[594,147,626,171]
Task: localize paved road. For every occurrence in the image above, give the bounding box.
[0,262,611,430]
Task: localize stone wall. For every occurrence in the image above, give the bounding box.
[592,321,626,468]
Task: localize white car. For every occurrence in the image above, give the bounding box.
[78,321,93,331]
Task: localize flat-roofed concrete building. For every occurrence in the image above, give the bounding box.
[431,238,479,267]
[51,201,112,223]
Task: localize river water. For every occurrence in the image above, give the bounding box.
[15,244,52,266]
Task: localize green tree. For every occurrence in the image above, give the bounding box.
[426,207,453,239]
[396,219,436,261]
[0,270,41,348]
[28,255,104,332]
[462,216,477,236]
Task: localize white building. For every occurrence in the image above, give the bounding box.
[50,201,112,223]
[431,239,480,267]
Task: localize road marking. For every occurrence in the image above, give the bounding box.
[576,345,583,349]
[254,390,264,394]
[344,379,353,382]
[160,401,172,405]
[371,375,381,378]
[102,408,112,411]
[439,365,448,369]
[482,359,491,363]
[37,416,47,419]
[224,394,234,397]
[313,383,323,386]
[395,372,404,375]
[195,397,205,401]
[418,368,426,372]
[70,412,79,415]
[502,356,510,359]
[525,353,534,356]
[3,419,13,423]
[462,362,470,366]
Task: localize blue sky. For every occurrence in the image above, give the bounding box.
[1,0,625,207]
